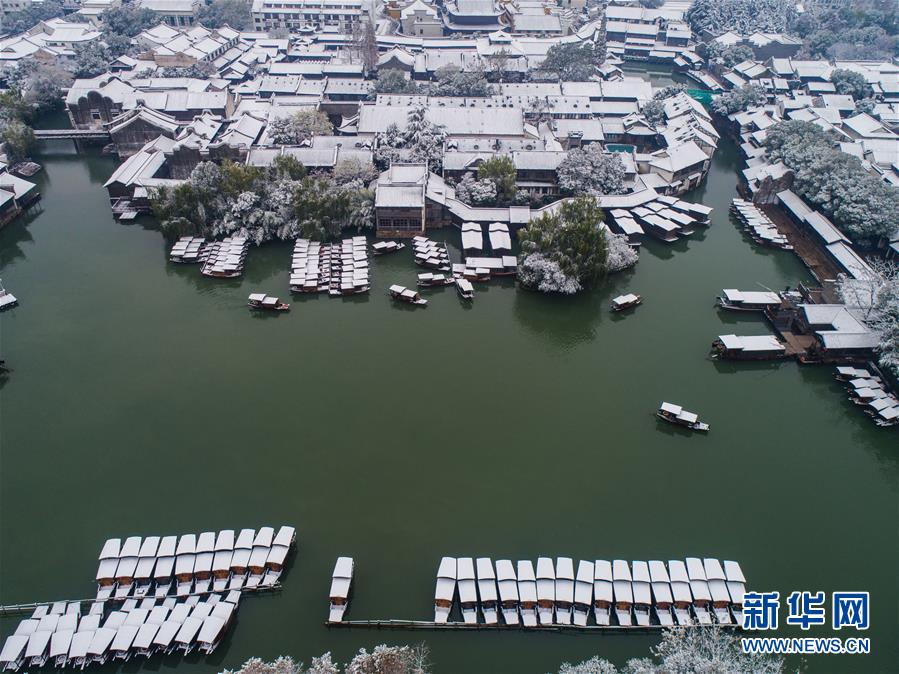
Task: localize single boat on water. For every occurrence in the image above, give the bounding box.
[248,294,290,311]
[455,278,474,301]
[657,402,710,432]
[0,279,18,311]
[328,556,354,623]
[716,289,782,312]
[417,273,454,288]
[372,241,405,255]
[389,285,427,306]
[611,293,642,312]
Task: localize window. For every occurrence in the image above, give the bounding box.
[90,109,102,120]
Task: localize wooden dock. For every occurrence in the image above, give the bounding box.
[327,619,740,632]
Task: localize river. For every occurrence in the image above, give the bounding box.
[0,77,896,674]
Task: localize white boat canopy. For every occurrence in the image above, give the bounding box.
[67,632,93,660]
[99,538,122,560]
[273,526,295,548]
[120,536,142,559]
[612,560,632,581]
[86,627,116,656]
[157,535,177,558]
[24,630,52,659]
[235,529,255,550]
[496,559,517,583]
[196,532,216,554]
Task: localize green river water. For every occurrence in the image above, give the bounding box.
[0,89,896,674]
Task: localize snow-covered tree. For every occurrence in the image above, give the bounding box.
[838,260,899,379]
[557,656,619,674]
[829,69,874,101]
[705,42,755,68]
[430,65,492,97]
[517,253,583,295]
[454,173,498,206]
[371,69,420,95]
[765,120,899,248]
[223,656,302,674]
[641,100,666,128]
[553,627,787,674]
[711,84,767,115]
[686,0,796,36]
[556,145,625,196]
[518,195,609,293]
[606,232,638,272]
[5,62,71,114]
[333,158,377,188]
[267,110,333,145]
[538,42,599,81]
[345,644,430,674]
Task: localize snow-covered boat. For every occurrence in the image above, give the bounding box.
[648,560,674,626]
[247,527,274,588]
[516,561,538,627]
[193,532,216,594]
[329,556,354,623]
[611,293,642,312]
[114,536,142,599]
[554,557,575,625]
[475,558,498,625]
[716,289,781,312]
[389,285,427,306]
[657,402,710,432]
[134,537,160,599]
[455,278,474,300]
[264,525,295,586]
[573,560,594,627]
[612,560,633,626]
[372,241,405,255]
[686,558,713,624]
[434,557,457,624]
[228,528,254,591]
[174,534,197,597]
[631,561,652,626]
[704,558,733,624]
[593,560,613,626]
[667,560,693,625]
[496,559,519,626]
[457,557,478,624]
[153,535,177,598]
[417,272,454,287]
[248,293,289,311]
[0,279,17,311]
[212,530,234,593]
[535,557,555,626]
[96,538,122,600]
[724,560,747,625]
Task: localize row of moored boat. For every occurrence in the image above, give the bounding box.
[0,592,240,671]
[835,366,899,426]
[95,526,295,600]
[433,557,745,627]
[201,236,250,278]
[609,196,707,243]
[168,237,210,264]
[731,199,793,250]
[290,237,370,296]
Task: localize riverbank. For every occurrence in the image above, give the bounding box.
[0,79,896,674]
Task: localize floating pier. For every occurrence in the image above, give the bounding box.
[324,556,747,631]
